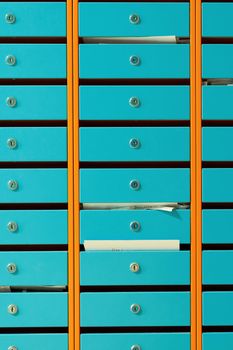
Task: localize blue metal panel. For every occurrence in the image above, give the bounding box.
[79,86,190,121]
[0,86,67,121]
[0,169,67,203]
[0,2,66,37]
[0,292,68,328]
[203,169,233,202]
[80,209,190,243]
[0,44,66,79]
[203,292,233,326]
[81,333,190,350]
[1,334,68,350]
[203,251,233,285]
[0,251,67,286]
[0,292,67,327]
[203,45,233,78]
[79,44,189,79]
[203,127,233,161]
[79,3,189,37]
[203,3,233,37]
[203,333,233,350]
[80,251,190,286]
[80,127,190,161]
[80,169,190,203]
[203,210,233,244]
[0,127,67,161]
[203,86,233,120]
[81,292,190,326]
[0,210,67,245]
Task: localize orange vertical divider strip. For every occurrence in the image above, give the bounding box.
[190,0,197,349]
[67,1,75,350]
[73,1,80,350]
[196,0,202,348]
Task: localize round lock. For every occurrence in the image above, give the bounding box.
[129,97,140,108]
[129,55,140,66]
[7,221,18,233]
[7,263,17,274]
[7,138,17,149]
[130,303,141,314]
[5,14,16,24]
[130,262,140,273]
[129,179,140,191]
[6,97,17,108]
[8,304,18,315]
[129,138,140,149]
[129,14,140,25]
[8,180,18,191]
[5,55,16,66]
[8,346,18,350]
[131,345,141,350]
[130,221,141,232]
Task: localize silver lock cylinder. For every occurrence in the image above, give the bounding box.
[8,180,18,191]
[130,303,141,314]
[130,221,141,232]
[131,345,141,350]
[129,138,140,149]
[129,179,140,191]
[129,14,140,25]
[8,304,18,315]
[129,97,140,108]
[5,14,16,24]
[7,263,17,274]
[6,97,17,108]
[7,221,18,233]
[8,346,18,350]
[5,55,16,66]
[130,262,140,273]
[129,55,140,66]
[7,138,17,149]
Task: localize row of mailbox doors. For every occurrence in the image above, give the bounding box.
[2,168,233,201]
[1,333,233,350]
[1,126,233,161]
[2,2,233,37]
[3,44,233,78]
[2,85,233,120]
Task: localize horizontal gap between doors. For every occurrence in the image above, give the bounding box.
[0,245,68,251]
[203,38,233,43]
[0,38,66,44]
[0,79,67,85]
[203,203,233,209]
[79,121,190,127]
[203,326,233,332]
[0,203,67,210]
[0,327,68,333]
[202,244,233,250]
[203,285,233,291]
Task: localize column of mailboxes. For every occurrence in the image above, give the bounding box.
[202,3,233,349]
[1,3,68,350]
[79,3,191,350]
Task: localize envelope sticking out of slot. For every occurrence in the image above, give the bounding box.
[84,240,180,251]
[82,36,177,44]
